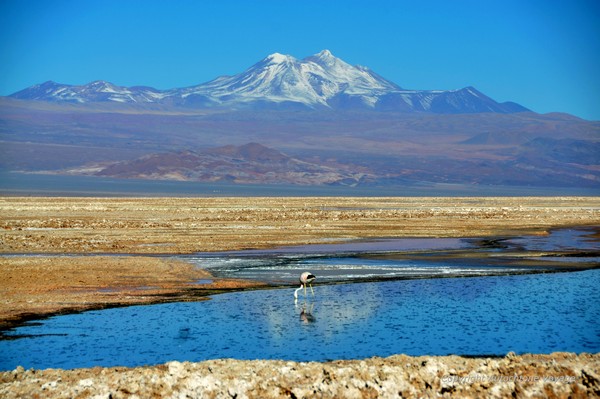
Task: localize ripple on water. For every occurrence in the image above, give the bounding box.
[0,269,598,370]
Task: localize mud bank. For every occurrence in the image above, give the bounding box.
[0,256,266,333]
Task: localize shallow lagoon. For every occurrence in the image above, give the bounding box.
[1,227,598,370]
[1,269,598,371]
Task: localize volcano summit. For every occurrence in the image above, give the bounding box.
[11,50,528,114]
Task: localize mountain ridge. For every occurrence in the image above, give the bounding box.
[9,50,529,114]
[1,97,597,188]
[87,143,370,186]
[52,138,598,189]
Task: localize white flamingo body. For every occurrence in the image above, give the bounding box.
[294,272,316,300]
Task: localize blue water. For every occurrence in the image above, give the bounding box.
[1,270,598,370]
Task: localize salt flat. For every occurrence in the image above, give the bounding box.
[2,197,599,254]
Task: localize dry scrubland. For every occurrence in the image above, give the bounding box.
[1,196,599,398]
[2,196,599,254]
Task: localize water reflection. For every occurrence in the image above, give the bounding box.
[508,227,599,252]
[177,327,192,340]
[297,302,316,324]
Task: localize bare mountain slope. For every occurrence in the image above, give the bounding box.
[90,143,370,186]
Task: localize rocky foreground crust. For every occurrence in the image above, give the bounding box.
[1,352,599,399]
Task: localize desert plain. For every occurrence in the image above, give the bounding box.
[1,196,599,398]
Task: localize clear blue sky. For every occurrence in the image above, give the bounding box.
[1,0,599,120]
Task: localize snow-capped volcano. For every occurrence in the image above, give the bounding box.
[9,50,529,113]
[176,49,403,109]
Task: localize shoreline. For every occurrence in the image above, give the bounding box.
[0,256,268,334]
[1,196,599,333]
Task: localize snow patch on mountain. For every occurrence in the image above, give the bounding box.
[9,50,530,113]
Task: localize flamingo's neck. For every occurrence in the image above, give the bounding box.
[294,284,303,299]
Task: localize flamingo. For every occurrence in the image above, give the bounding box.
[294,272,316,300]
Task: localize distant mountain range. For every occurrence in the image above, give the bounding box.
[1,50,598,191]
[10,50,528,114]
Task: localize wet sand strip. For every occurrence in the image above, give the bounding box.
[0,256,267,335]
